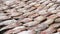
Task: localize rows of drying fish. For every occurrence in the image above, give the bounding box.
[0,0,60,34]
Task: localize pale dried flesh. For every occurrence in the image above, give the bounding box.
[0,0,60,34]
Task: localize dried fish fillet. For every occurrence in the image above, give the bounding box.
[4,26,26,34]
[0,0,60,34]
[17,30,36,34]
[0,19,17,26]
